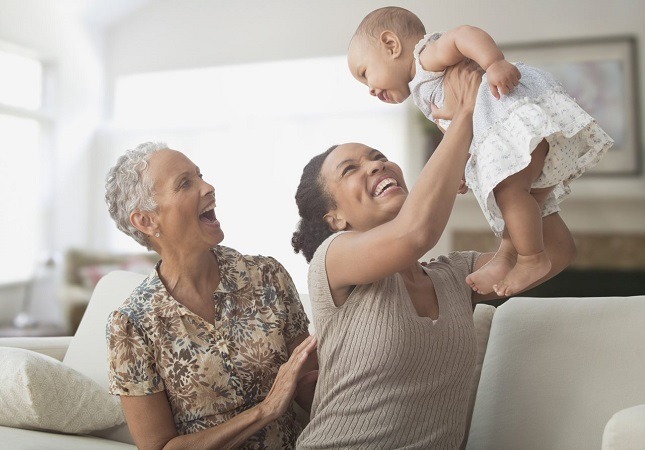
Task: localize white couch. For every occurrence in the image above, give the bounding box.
[0,270,643,449]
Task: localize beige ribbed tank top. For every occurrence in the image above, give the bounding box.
[297,233,479,449]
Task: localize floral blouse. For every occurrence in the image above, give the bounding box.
[106,245,310,449]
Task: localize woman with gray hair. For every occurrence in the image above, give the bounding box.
[105,142,318,450]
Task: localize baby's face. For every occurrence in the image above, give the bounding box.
[347,35,412,104]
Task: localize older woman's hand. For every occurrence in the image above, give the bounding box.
[260,334,318,420]
[431,59,484,125]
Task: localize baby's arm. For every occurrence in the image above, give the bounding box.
[419,25,521,99]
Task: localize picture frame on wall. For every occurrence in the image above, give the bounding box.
[502,36,641,176]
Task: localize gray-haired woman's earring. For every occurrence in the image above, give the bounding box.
[155,232,160,238]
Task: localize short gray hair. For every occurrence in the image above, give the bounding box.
[105,141,169,250]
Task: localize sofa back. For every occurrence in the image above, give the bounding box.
[63,270,145,445]
[466,295,645,449]
[63,270,146,389]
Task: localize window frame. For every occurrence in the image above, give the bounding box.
[0,42,55,285]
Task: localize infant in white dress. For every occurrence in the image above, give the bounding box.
[348,7,612,296]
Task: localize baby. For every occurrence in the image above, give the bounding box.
[348,6,612,296]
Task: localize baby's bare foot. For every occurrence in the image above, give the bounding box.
[466,252,515,294]
[493,251,551,297]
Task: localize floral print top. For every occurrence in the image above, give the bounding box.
[106,245,310,449]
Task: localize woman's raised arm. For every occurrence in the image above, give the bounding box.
[326,62,482,292]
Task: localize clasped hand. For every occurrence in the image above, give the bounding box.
[486,59,521,99]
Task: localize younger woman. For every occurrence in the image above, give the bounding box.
[292,62,576,449]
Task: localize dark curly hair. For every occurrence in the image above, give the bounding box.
[292,145,338,263]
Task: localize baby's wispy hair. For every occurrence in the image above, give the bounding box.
[353,6,426,42]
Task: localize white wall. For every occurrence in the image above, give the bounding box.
[0,0,106,249]
[108,0,645,77]
[0,0,106,323]
[1,0,642,322]
[105,0,645,282]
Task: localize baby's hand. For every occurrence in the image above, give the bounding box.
[486,60,521,99]
[458,178,468,194]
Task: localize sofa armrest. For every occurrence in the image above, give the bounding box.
[602,404,645,450]
[0,336,72,361]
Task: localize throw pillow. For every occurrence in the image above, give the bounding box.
[0,347,125,434]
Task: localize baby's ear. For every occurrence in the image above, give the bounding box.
[380,30,402,57]
[323,212,347,232]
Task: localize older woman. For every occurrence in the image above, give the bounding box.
[104,142,318,450]
[291,63,576,448]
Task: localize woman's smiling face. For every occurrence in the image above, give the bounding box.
[146,149,224,252]
[320,143,408,233]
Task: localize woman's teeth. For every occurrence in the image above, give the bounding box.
[199,208,216,223]
[374,178,397,196]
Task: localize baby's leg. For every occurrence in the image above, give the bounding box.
[493,140,551,296]
[466,180,557,295]
[466,230,516,294]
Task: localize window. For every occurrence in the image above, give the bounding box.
[0,49,45,284]
[0,51,42,110]
[108,56,409,292]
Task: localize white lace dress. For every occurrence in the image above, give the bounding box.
[409,33,614,236]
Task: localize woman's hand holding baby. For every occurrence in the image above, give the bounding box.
[431,59,483,125]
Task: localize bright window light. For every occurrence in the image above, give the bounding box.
[114,56,398,127]
[109,56,408,293]
[0,50,42,110]
[0,114,41,283]
[0,48,44,284]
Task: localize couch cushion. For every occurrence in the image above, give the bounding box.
[0,336,72,361]
[466,296,645,450]
[0,425,135,449]
[461,303,496,449]
[63,271,146,390]
[602,404,645,450]
[0,347,124,434]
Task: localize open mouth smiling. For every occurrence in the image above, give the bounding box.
[199,203,217,223]
[372,177,399,197]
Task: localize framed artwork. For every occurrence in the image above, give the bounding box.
[502,36,641,175]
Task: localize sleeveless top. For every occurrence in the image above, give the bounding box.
[296,232,480,449]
